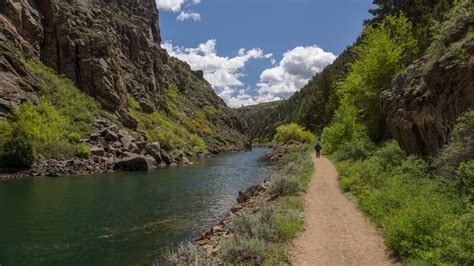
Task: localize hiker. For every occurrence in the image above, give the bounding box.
[315,142,322,158]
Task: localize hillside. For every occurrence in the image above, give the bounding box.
[0,0,250,175]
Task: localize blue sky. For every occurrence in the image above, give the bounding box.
[157,0,374,107]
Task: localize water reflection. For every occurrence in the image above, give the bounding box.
[0,148,272,265]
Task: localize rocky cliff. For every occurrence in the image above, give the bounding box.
[0,0,250,156]
[381,9,474,155]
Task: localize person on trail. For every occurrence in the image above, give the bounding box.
[315,142,322,158]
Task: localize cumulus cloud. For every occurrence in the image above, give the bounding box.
[177,10,201,21]
[155,0,186,12]
[156,0,201,20]
[163,40,272,100]
[162,41,335,107]
[257,46,336,99]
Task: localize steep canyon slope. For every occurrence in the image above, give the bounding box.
[0,0,250,155]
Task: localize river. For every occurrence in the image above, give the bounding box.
[0,148,272,265]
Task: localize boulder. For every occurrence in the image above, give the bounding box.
[237,184,265,203]
[103,129,118,142]
[114,152,156,171]
[180,156,192,164]
[90,146,105,156]
[135,141,147,150]
[145,142,162,161]
[160,148,173,165]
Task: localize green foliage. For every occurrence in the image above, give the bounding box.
[273,123,315,144]
[321,102,366,153]
[274,197,304,240]
[440,110,474,173]
[26,60,99,134]
[0,60,99,167]
[218,237,267,264]
[131,108,208,156]
[334,139,470,264]
[428,2,473,58]
[163,242,216,265]
[228,205,276,241]
[457,161,474,198]
[438,205,474,265]
[0,124,34,169]
[73,144,91,158]
[338,14,417,139]
[12,100,68,158]
[214,144,313,264]
[369,0,454,50]
[127,94,140,110]
[267,176,302,197]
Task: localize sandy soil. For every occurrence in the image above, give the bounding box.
[290,155,400,266]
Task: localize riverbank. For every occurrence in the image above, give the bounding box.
[0,118,250,181]
[165,144,314,264]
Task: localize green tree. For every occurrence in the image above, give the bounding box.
[1,124,34,169]
[273,123,315,144]
[338,14,417,140]
[369,0,454,50]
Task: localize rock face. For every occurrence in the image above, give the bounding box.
[0,0,250,150]
[381,24,474,155]
[114,152,156,171]
[0,0,42,119]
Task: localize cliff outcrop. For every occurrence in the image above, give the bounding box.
[382,10,474,155]
[0,0,250,161]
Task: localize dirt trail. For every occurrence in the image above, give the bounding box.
[291,155,399,266]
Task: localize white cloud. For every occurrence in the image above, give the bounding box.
[256,46,336,99]
[177,10,201,21]
[163,40,272,103]
[162,41,336,107]
[155,0,200,12]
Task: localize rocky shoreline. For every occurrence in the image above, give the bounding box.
[0,119,240,181]
[191,146,286,255]
[194,179,271,254]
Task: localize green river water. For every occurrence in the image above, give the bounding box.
[0,148,272,265]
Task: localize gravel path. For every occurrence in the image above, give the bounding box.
[291,155,399,266]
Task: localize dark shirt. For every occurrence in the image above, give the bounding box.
[315,143,322,152]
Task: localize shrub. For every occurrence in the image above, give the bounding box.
[273,123,315,144]
[335,139,470,264]
[13,100,67,154]
[163,242,216,265]
[275,205,304,240]
[438,206,474,265]
[217,237,267,264]
[440,110,474,178]
[333,131,376,161]
[267,176,302,197]
[228,205,276,241]
[456,160,474,197]
[131,108,208,155]
[74,144,91,158]
[384,198,451,260]
[321,102,366,153]
[0,124,34,169]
